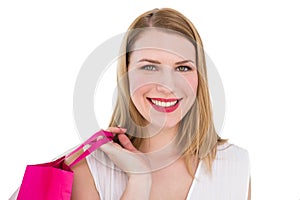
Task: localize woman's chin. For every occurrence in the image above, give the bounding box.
[145,120,179,133]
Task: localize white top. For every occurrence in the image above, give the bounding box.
[86,142,250,200]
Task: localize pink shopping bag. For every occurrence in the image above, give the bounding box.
[17,130,114,200]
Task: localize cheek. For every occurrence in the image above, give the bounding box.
[130,86,151,102]
[128,70,156,97]
[191,77,198,93]
[128,73,150,102]
[183,73,198,95]
[128,71,143,96]
[129,83,153,121]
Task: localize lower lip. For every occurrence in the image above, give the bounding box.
[148,99,181,113]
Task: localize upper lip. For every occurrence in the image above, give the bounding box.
[147,97,182,102]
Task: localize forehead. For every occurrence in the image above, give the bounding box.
[131,29,196,62]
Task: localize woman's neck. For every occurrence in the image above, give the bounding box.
[139,125,179,153]
[138,124,189,171]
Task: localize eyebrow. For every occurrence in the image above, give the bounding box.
[137,58,194,65]
[138,58,161,64]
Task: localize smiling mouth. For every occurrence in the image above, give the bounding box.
[147,97,182,113]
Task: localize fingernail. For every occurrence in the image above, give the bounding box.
[119,127,127,132]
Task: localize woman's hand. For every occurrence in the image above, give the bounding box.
[100,127,151,177]
[100,127,152,199]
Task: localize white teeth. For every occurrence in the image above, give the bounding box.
[150,99,177,107]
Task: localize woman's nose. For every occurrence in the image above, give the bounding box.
[155,70,177,94]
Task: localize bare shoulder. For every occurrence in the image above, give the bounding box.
[65,149,100,200]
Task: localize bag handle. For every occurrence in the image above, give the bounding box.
[65,129,114,168]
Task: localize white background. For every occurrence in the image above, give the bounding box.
[1,0,300,199]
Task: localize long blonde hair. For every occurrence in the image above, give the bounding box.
[109,8,226,176]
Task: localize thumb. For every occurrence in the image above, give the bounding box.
[118,134,139,153]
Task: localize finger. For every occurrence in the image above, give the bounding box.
[118,134,138,152]
[106,126,127,134]
[100,141,121,153]
[100,141,133,156]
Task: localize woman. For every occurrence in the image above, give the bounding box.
[67,8,250,200]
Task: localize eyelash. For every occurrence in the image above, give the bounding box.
[176,66,192,72]
[142,65,157,71]
[141,65,192,72]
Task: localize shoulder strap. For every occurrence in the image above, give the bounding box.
[65,130,114,168]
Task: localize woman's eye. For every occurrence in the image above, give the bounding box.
[142,65,157,71]
[176,66,191,72]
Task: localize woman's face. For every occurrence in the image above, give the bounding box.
[128,29,198,130]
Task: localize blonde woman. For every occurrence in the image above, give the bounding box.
[67,8,251,200]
